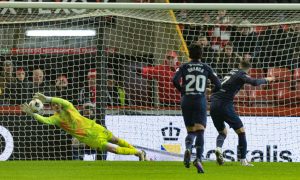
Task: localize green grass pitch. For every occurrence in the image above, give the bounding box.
[0,161,299,180]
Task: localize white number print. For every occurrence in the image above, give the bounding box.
[185,74,206,93]
[221,75,231,85]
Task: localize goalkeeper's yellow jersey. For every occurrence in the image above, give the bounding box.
[33,97,112,150]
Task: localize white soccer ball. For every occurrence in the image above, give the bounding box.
[29,99,44,113]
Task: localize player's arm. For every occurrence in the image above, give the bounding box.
[33,114,58,125]
[20,103,57,125]
[172,66,183,93]
[208,67,221,92]
[33,93,74,109]
[241,74,275,86]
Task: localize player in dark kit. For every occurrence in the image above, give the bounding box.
[210,60,275,166]
[173,43,221,173]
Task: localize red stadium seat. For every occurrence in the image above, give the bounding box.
[273,89,297,106]
[293,68,300,81]
[270,82,290,91]
[267,68,292,102]
[249,89,274,106]
[267,68,291,81]
[294,69,300,101]
[234,89,249,105]
[248,68,265,79]
[295,82,300,97]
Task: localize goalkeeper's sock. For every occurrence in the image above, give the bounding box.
[238,132,247,159]
[216,133,226,148]
[117,138,135,149]
[115,146,139,155]
[195,130,204,161]
[185,132,196,152]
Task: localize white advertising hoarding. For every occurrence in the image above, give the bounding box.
[106,116,299,162]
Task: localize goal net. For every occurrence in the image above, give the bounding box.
[0,2,299,162]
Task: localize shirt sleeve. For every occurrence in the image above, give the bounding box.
[241,74,267,86]
[172,67,182,93]
[33,114,58,125]
[208,66,221,92]
[51,97,74,110]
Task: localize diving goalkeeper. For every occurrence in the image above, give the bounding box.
[21,93,146,161]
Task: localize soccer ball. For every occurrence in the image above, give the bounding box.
[29,99,44,113]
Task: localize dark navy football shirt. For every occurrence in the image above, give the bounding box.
[173,60,221,97]
[211,69,267,102]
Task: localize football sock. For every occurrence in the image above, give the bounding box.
[117,138,135,149]
[216,133,226,148]
[238,132,247,159]
[115,147,139,155]
[195,130,204,161]
[185,132,196,151]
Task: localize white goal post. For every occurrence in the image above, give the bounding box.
[0,2,299,162]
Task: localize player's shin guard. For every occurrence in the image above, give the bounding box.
[115,147,139,155]
[216,133,226,148]
[195,130,204,161]
[237,132,247,159]
[117,138,135,149]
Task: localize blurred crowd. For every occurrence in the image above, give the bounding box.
[0,7,299,108]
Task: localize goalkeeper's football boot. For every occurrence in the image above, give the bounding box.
[215,148,224,165]
[193,159,205,174]
[183,149,191,168]
[241,159,254,166]
[139,150,147,161]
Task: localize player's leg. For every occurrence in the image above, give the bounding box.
[210,99,227,165]
[109,135,135,149]
[181,97,196,168]
[191,97,206,173]
[234,128,253,166]
[103,141,146,161]
[224,104,253,166]
[97,128,146,161]
[108,135,146,161]
[185,122,205,173]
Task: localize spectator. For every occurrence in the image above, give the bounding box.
[140,50,181,105]
[283,23,300,68]
[215,10,232,24]
[31,68,55,97]
[79,69,97,104]
[211,10,233,51]
[54,74,78,105]
[106,75,129,106]
[258,25,289,68]
[182,15,212,46]
[216,43,242,78]
[292,47,300,69]
[231,20,259,58]
[196,35,217,68]
[0,60,16,104]
[242,53,262,68]
[4,67,32,105]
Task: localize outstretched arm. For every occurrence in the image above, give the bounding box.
[33,114,58,125]
[20,103,57,125]
[33,93,74,109]
[241,75,275,86]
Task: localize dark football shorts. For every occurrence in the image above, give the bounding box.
[181,95,207,127]
[210,97,244,131]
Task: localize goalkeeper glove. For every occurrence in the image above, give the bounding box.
[20,103,35,116]
[33,92,52,103]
